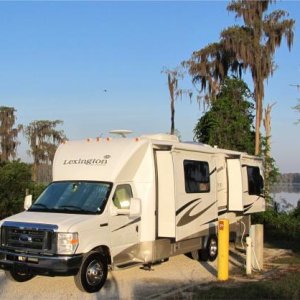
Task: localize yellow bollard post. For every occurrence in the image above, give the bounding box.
[217,219,229,281]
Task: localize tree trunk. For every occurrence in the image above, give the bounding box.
[171,98,175,135]
[168,73,176,135]
[255,106,261,155]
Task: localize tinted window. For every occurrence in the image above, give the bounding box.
[184,160,210,193]
[247,166,264,196]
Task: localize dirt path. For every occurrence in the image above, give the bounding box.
[0,247,293,299]
[0,255,218,300]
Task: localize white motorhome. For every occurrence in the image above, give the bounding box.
[0,133,265,293]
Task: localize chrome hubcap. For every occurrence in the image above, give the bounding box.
[209,240,217,257]
[86,260,103,286]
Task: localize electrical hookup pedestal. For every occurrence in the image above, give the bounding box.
[246,224,264,275]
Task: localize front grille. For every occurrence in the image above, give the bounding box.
[5,228,48,250]
[1,221,57,254]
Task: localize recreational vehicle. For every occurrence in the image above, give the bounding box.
[0,133,265,293]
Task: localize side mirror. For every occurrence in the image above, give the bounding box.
[129,198,141,218]
[110,198,141,217]
[24,194,32,211]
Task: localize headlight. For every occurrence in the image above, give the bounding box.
[57,232,79,255]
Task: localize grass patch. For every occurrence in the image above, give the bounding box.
[186,271,300,299]
[264,231,300,253]
[272,253,300,264]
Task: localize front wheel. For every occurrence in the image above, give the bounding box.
[5,269,35,282]
[74,251,108,293]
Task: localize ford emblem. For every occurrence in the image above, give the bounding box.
[19,234,32,243]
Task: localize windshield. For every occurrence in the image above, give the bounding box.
[29,181,112,214]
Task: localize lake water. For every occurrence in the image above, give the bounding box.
[271,184,300,211]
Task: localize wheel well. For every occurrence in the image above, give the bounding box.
[92,246,112,266]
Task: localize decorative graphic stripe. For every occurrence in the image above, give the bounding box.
[243,196,262,213]
[209,167,217,176]
[177,201,215,227]
[218,205,227,211]
[243,203,253,209]
[201,217,218,226]
[112,217,141,232]
[218,211,227,216]
[244,203,254,213]
[176,198,201,216]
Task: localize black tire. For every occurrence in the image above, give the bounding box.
[5,269,35,282]
[185,250,200,261]
[199,235,218,262]
[74,251,108,293]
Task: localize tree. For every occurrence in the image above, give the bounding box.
[0,161,32,218]
[162,68,192,135]
[186,0,295,155]
[25,120,66,181]
[194,77,255,154]
[0,106,23,161]
[261,103,279,205]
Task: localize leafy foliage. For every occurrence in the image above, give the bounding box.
[25,120,66,165]
[253,208,300,250]
[25,120,66,181]
[185,0,295,154]
[193,77,255,154]
[259,136,280,205]
[0,106,23,161]
[0,161,31,218]
[0,161,46,219]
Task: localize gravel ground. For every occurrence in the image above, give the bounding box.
[0,255,218,300]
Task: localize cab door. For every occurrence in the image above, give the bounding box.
[108,184,141,265]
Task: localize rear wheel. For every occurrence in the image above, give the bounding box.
[200,235,218,262]
[5,269,34,282]
[74,251,108,293]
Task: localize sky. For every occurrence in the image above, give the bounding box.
[0,0,299,173]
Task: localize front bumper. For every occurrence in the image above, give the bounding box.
[0,249,83,276]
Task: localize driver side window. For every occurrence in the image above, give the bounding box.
[112,184,133,209]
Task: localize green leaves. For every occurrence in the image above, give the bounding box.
[193,77,255,154]
[0,161,31,218]
[185,0,295,155]
[0,107,23,161]
[25,120,66,165]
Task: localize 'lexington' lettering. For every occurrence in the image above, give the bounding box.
[63,158,109,166]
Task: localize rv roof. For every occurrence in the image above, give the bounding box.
[141,133,179,142]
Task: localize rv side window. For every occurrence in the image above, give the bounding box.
[112,184,133,209]
[247,166,264,196]
[184,160,210,193]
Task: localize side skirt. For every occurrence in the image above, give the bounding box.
[112,235,208,270]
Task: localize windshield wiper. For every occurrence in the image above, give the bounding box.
[58,205,83,211]
[56,205,94,214]
[31,203,49,209]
